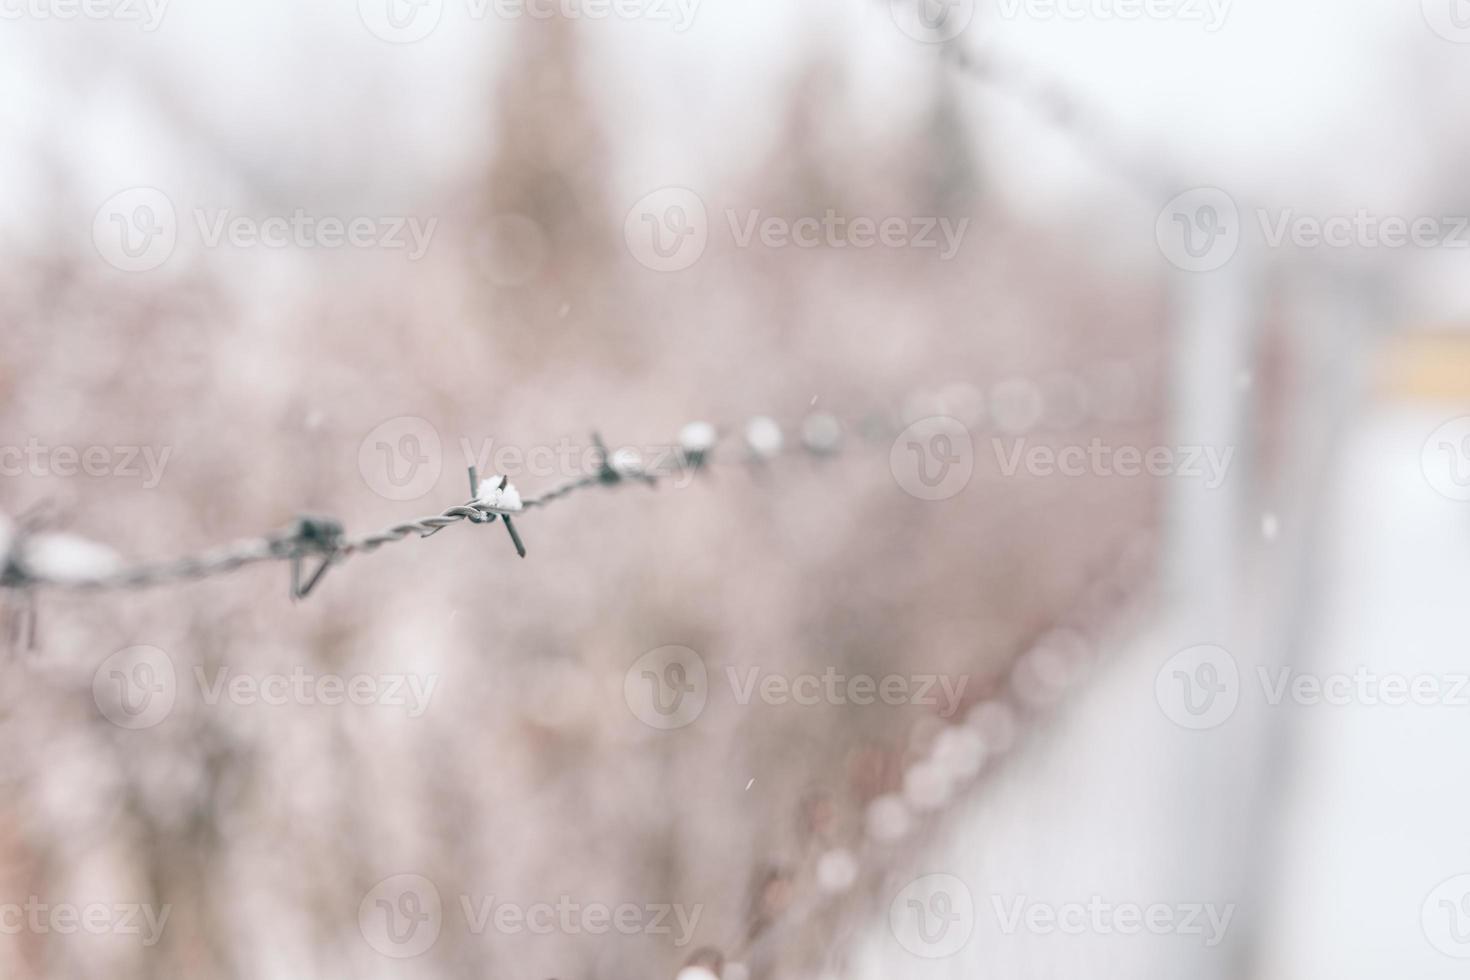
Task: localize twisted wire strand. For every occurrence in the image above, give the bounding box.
[728,533,1155,977]
[939,37,1184,203]
[5,491,615,594]
[69,537,284,591]
[0,359,1165,597]
[0,416,808,595]
[521,474,604,509]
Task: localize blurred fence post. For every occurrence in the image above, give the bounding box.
[1163,257,1262,629]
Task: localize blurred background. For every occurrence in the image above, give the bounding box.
[0,0,1468,977]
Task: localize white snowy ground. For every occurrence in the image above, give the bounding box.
[1253,403,1470,979]
[843,400,1470,978]
[840,605,1268,979]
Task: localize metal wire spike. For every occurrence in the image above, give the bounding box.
[592,432,619,485]
[4,592,37,655]
[592,431,656,489]
[501,508,526,559]
[1,507,42,649]
[289,516,343,601]
[467,467,526,559]
[465,467,492,523]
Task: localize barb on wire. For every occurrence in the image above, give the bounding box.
[467,466,526,559]
[287,516,343,601]
[519,429,661,511]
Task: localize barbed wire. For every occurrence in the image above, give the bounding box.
[966,62,1175,201]
[0,332,1164,614]
[914,11,1185,204]
[720,529,1156,979]
[0,412,854,602]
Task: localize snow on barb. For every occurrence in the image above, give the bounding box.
[744,416,783,459]
[678,421,717,455]
[608,447,645,477]
[24,533,122,584]
[801,412,842,455]
[474,476,523,514]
